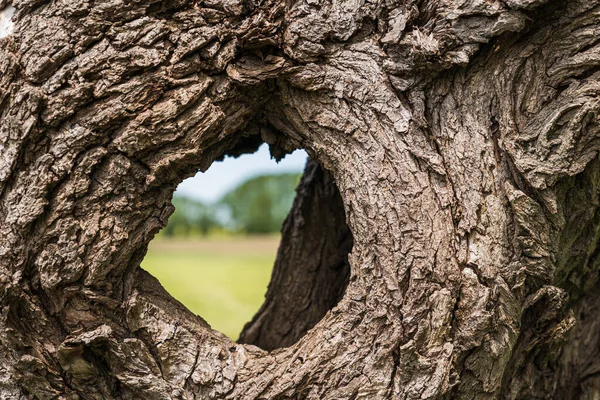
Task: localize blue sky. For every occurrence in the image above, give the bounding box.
[175,144,308,203]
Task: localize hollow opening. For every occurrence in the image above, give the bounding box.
[142,141,353,350]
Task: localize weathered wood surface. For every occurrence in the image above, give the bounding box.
[0,0,599,398]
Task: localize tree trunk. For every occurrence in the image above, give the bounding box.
[1,0,600,398]
[238,159,353,351]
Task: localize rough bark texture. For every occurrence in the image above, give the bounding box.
[239,159,353,351]
[1,0,600,399]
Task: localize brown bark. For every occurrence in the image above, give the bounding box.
[238,159,353,351]
[1,0,600,398]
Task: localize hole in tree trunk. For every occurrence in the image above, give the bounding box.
[239,157,353,351]
[143,140,353,351]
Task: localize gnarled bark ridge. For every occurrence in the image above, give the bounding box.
[0,0,599,398]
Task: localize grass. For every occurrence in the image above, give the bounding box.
[141,236,279,339]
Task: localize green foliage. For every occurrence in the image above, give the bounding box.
[164,173,302,236]
[220,173,301,234]
[163,197,218,237]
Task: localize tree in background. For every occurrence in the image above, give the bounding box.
[163,197,218,237]
[220,173,301,234]
[163,173,301,236]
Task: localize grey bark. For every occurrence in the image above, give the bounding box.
[0,0,600,399]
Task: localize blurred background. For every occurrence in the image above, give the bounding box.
[142,144,307,339]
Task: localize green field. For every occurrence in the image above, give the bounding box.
[141,237,279,339]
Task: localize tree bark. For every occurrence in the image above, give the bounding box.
[1,0,600,398]
[238,159,353,351]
